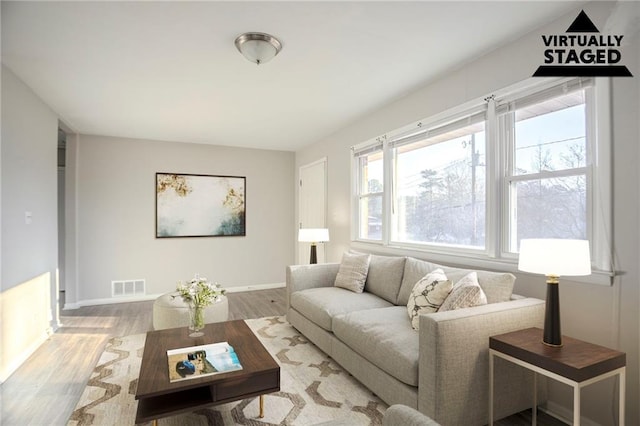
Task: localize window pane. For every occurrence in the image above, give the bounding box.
[358,151,383,194]
[395,124,485,248]
[359,195,382,240]
[514,91,586,175]
[510,175,586,251]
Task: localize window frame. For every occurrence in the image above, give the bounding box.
[498,78,593,258]
[351,77,613,285]
[352,140,385,243]
[387,106,489,252]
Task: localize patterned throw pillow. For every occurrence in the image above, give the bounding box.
[407,269,452,330]
[439,272,488,311]
[334,252,371,293]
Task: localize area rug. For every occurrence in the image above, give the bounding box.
[67,316,387,425]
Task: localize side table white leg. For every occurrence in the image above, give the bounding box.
[532,372,537,426]
[574,384,581,426]
[489,351,494,426]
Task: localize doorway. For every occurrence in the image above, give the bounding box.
[298,158,328,264]
[57,126,66,309]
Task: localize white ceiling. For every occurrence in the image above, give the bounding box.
[1,1,584,152]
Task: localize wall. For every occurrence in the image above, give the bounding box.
[1,66,59,381]
[66,135,294,306]
[64,132,80,307]
[295,2,639,425]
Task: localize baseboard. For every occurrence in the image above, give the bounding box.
[0,328,53,384]
[63,282,285,310]
[543,401,600,426]
[63,294,163,310]
[224,282,285,293]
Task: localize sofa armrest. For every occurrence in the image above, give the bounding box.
[418,297,545,425]
[286,263,341,310]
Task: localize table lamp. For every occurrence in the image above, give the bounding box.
[298,228,330,264]
[518,239,591,347]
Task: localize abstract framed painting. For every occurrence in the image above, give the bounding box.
[156,173,246,238]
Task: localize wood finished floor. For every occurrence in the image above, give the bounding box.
[0,288,565,426]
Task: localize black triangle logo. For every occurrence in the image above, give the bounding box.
[566,10,599,33]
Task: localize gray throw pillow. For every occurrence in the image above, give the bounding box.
[334,252,371,293]
[439,272,488,311]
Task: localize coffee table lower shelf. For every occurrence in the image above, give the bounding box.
[136,385,214,423]
[136,372,280,424]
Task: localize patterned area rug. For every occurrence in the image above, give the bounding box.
[67,316,387,425]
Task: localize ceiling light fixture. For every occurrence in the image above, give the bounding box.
[234,32,282,65]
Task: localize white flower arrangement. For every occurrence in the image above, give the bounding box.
[175,274,226,308]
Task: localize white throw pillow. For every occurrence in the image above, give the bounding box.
[407,269,452,330]
[439,272,488,311]
[334,252,371,293]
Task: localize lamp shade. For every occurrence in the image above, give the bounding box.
[518,239,591,276]
[298,228,330,243]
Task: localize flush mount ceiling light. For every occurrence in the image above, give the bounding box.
[234,32,282,65]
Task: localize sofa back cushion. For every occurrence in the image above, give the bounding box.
[441,267,514,304]
[397,257,443,306]
[397,257,516,305]
[365,255,406,303]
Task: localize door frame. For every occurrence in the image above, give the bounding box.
[298,157,328,264]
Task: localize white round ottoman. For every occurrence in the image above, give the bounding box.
[153,292,229,330]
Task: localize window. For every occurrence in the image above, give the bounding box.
[500,81,591,252]
[353,143,384,241]
[391,110,486,249]
[352,77,611,279]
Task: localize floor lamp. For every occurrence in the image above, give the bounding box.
[518,239,591,347]
[298,228,330,264]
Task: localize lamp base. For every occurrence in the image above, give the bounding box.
[309,243,317,264]
[542,276,562,347]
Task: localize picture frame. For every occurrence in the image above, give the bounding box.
[156,173,246,238]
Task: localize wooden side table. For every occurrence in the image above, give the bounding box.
[489,327,626,425]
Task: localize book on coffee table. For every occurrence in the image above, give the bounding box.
[167,341,242,383]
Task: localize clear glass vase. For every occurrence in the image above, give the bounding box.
[188,303,205,337]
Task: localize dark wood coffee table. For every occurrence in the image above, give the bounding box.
[135,319,280,425]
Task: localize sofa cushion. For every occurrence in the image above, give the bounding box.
[397,257,515,305]
[397,257,443,306]
[365,255,406,303]
[439,272,487,311]
[332,306,419,386]
[290,287,393,331]
[442,267,514,304]
[407,269,452,329]
[334,252,371,293]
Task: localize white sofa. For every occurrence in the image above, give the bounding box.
[286,254,546,425]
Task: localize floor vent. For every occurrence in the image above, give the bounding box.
[112,279,145,297]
